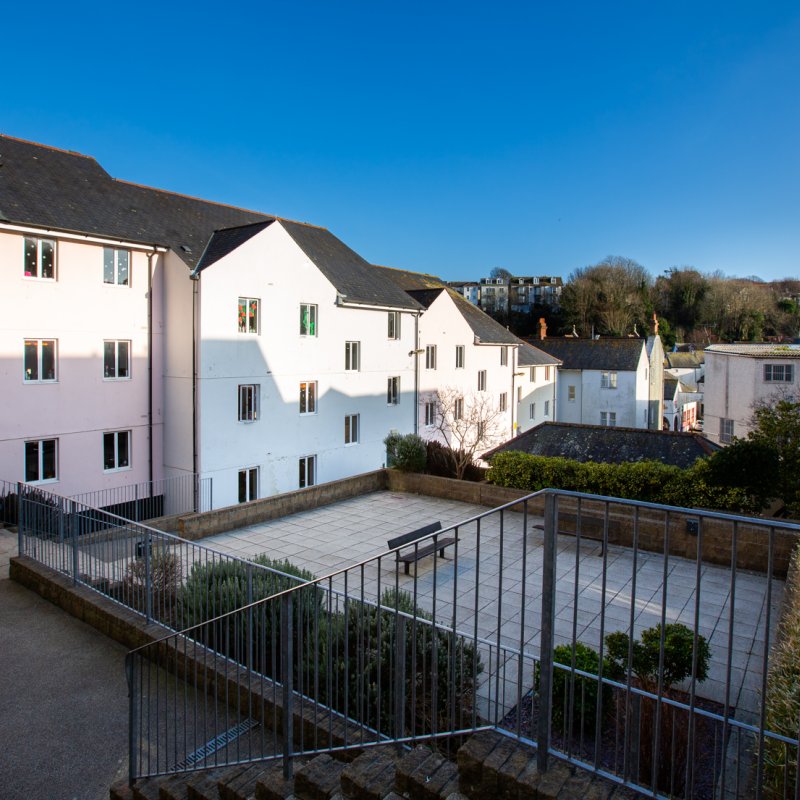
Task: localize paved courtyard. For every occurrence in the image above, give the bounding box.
[200,490,781,722]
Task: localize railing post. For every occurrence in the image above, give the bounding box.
[144,532,153,624]
[394,614,407,753]
[247,563,254,669]
[537,490,558,773]
[282,593,294,780]
[17,481,24,556]
[71,500,79,586]
[126,652,137,785]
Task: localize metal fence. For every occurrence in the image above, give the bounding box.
[70,473,212,520]
[124,489,800,799]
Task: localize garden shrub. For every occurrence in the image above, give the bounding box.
[385,433,427,472]
[425,440,484,481]
[535,641,611,735]
[486,451,757,513]
[123,548,183,624]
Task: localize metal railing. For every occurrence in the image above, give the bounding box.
[124,489,800,798]
[14,482,307,631]
[70,473,212,520]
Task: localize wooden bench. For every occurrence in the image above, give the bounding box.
[533,513,607,554]
[387,521,457,575]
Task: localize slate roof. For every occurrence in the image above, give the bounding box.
[485,422,720,468]
[532,338,646,371]
[663,377,681,400]
[665,351,704,369]
[377,265,520,344]
[194,220,274,271]
[705,344,800,358]
[517,341,561,367]
[0,135,273,269]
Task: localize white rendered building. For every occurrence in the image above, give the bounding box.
[704,343,800,445]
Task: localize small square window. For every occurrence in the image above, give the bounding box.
[300,304,317,336]
[600,411,617,427]
[25,438,58,483]
[24,237,56,280]
[425,345,437,370]
[103,430,131,471]
[103,247,130,286]
[345,413,360,444]
[764,364,794,383]
[238,467,258,503]
[455,345,465,369]
[388,312,400,339]
[299,455,316,488]
[238,297,259,334]
[104,340,130,379]
[238,384,258,421]
[345,341,360,371]
[299,381,317,414]
[387,376,400,405]
[24,339,57,382]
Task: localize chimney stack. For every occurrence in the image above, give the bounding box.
[652,312,659,336]
[539,317,547,340]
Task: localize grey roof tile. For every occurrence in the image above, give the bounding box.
[516,341,561,367]
[486,422,719,468]
[532,337,646,371]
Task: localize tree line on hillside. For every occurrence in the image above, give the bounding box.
[486,257,800,344]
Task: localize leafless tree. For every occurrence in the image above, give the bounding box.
[428,387,505,479]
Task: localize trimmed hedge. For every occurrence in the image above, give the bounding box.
[486,451,756,512]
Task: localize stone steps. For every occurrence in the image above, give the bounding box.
[112,734,640,800]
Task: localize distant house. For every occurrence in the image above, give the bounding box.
[515,342,561,434]
[704,343,800,445]
[485,421,720,469]
[664,347,705,384]
[533,328,665,430]
[663,376,700,432]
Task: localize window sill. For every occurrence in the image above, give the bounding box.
[345,441,359,447]
[103,466,132,474]
[24,380,59,385]
[103,282,131,288]
[27,478,59,485]
[103,377,132,382]
[22,276,57,282]
[299,412,318,416]
[238,419,258,424]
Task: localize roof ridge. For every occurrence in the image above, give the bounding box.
[0,134,97,161]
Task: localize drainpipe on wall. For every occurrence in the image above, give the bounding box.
[146,249,156,491]
[191,274,200,498]
[413,312,420,435]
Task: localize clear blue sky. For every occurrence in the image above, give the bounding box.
[3,1,798,282]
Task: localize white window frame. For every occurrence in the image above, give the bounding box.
[601,411,617,427]
[601,371,618,389]
[454,397,464,421]
[345,341,360,371]
[425,344,437,370]
[345,414,360,445]
[25,438,58,483]
[300,303,318,336]
[387,376,400,405]
[544,366,551,381]
[24,237,56,280]
[424,401,436,427]
[568,385,576,401]
[238,297,260,334]
[103,247,130,286]
[499,392,507,412]
[500,346,508,366]
[238,384,259,422]
[24,339,57,383]
[720,418,734,444]
[764,364,794,383]
[530,367,536,382]
[388,311,400,340]
[478,370,487,392]
[517,386,522,403]
[530,402,536,419]
[455,345,465,369]
[238,466,258,503]
[299,381,318,415]
[103,430,131,472]
[104,340,131,380]
[544,400,550,417]
[299,455,316,488]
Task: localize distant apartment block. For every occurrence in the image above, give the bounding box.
[448,275,563,315]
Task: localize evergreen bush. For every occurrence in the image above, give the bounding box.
[384,433,427,472]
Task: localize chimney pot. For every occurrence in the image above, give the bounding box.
[539,317,547,340]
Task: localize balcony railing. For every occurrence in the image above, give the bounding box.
[118,489,800,798]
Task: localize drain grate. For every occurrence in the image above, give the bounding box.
[174,718,260,770]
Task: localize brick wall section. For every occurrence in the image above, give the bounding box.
[178,470,388,539]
